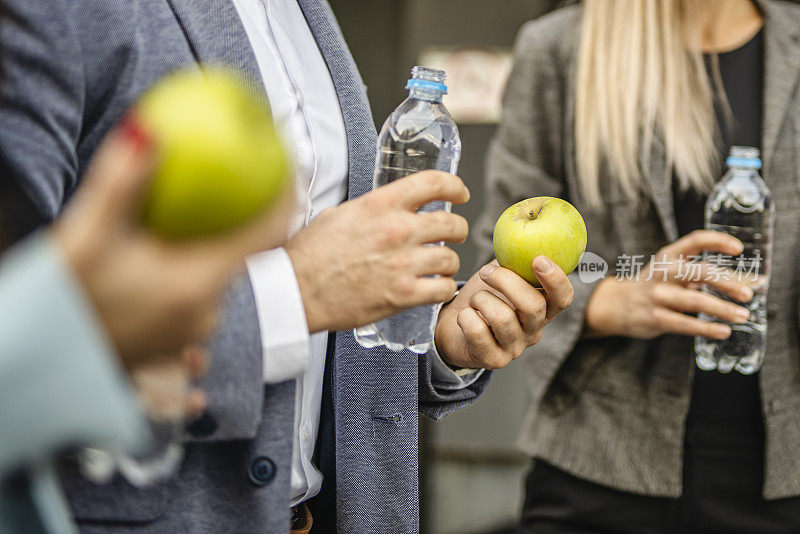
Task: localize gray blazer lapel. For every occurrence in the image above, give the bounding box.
[295,0,378,200]
[758,0,800,171]
[640,132,678,242]
[164,0,266,98]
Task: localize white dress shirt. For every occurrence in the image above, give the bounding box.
[233,0,482,506]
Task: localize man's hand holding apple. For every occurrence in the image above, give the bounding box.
[434,196,582,370]
[434,257,574,370]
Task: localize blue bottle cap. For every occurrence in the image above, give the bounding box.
[405,79,448,94]
[726,156,762,169]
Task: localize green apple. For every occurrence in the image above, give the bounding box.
[136,68,290,239]
[493,197,587,286]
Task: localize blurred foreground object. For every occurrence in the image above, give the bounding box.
[68,68,293,488]
[0,232,148,534]
[0,67,293,533]
[138,68,290,239]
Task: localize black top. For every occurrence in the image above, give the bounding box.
[672,30,764,421]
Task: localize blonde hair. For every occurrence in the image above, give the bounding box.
[575,0,725,208]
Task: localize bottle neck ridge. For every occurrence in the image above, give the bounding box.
[408,88,444,102]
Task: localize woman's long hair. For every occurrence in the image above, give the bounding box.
[575,0,729,207]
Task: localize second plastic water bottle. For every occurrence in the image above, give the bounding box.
[354,66,461,354]
[695,146,774,374]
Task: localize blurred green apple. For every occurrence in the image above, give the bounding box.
[136,68,290,239]
[493,197,587,286]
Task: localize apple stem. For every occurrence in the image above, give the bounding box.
[529,206,544,220]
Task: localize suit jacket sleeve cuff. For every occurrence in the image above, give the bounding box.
[418,304,492,420]
[428,342,484,391]
[246,247,311,384]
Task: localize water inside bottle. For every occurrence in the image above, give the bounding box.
[695,224,769,374]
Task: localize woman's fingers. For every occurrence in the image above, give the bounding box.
[652,284,750,323]
[700,271,755,303]
[668,261,754,302]
[651,307,732,339]
[648,258,754,303]
[660,229,744,258]
[79,117,157,225]
[130,359,191,420]
[185,389,208,420]
[183,345,210,379]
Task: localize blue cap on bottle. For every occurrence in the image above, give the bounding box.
[406,78,448,94]
[726,156,762,169]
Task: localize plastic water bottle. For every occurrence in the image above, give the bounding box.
[354,66,461,354]
[79,420,184,487]
[80,388,185,487]
[695,146,774,374]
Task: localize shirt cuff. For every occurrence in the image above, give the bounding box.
[429,342,484,391]
[246,247,311,384]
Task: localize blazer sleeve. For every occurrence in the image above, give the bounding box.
[474,18,603,385]
[0,0,86,221]
[418,356,492,420]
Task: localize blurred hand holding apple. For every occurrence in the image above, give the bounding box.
[136,68,290,239]
[57,66,295,366]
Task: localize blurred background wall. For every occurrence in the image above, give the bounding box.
[328,1,559,533]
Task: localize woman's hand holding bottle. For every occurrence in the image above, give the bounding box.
[584,230,754,340]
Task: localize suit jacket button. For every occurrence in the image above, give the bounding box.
[248,456,277,486]
[187,411,218,438]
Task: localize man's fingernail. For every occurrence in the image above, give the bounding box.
[119,114,153,153]
[480,264,495,277]
[741,287,754,301]
[534,257,552,274]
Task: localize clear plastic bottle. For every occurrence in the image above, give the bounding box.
[354,66,461,354]
[695,146,774,374]
[79,405,185,488]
